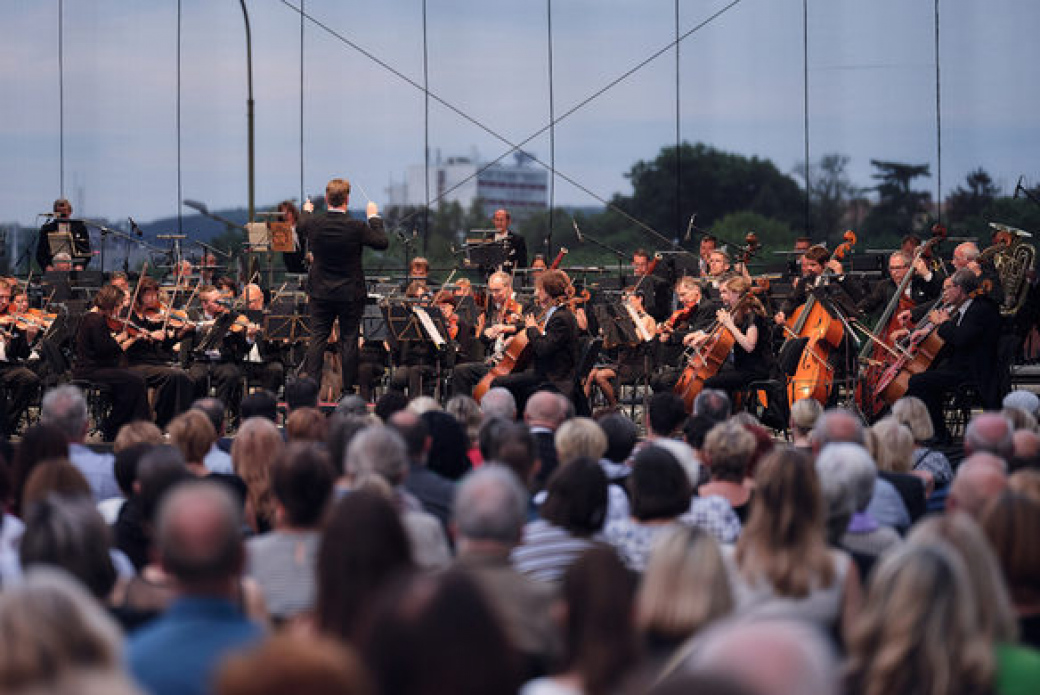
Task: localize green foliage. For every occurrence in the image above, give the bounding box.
[710,211,796,272]
[860,159,932,245]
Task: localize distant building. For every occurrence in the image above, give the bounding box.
[387,150,548,218]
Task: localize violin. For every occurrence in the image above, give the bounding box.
[659,304,697,336]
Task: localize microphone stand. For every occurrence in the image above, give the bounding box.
[573,227,628,288]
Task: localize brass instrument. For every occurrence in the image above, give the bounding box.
[981,222,1036,317]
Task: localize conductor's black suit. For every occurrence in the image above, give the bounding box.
[298,209,388,395]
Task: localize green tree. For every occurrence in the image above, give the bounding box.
[944,167,1000,234]
[860,159,932,245]
[795,153,857,241]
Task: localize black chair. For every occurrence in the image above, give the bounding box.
[572,336,603,417]
[70,379,113,439]
[739,378,790,435]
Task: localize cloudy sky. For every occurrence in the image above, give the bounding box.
[2,0,1038,235]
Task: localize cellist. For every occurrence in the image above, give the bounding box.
[651,275,717,393]
[685,275,773,399]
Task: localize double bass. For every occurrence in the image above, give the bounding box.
[782,231,857,407]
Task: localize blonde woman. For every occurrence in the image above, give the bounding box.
[231,417,286,534]
[166,410,217,476]
[871,417,927,523]
[727,447,861,637]
[844,543,996,695]
[891,396,954,489]
[636,525,733,682]
[699,420,756,522]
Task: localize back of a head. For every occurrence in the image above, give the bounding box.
[326,415,371,478]
[191,397,226,436]
[811,409,865,451]
[39,385,88,442]
[789,397,823,436]
[453,465,528,546]
[980,491,1040,610]
[285,376,320,411]
[345,425,409,485]
[481,387,517,422]
[167,409,217,464]
[231,417,286,476]
[629,446,693,522]
[689,618,839,695]
[388,409,429,461]
[949,454,1008,519]
[22,459,91,513]
[816,443,876,513]
[271,443,335,528]
[241,390,279,422]
[420,410,471,481]
[113,443,154,498]
[693,389,731,423]
[870,418,915,473]
[965,412,1015,460]
[540,457,608,536]
[216,634,371,695]
[0,567,123,692]
[599,413,638,463]
[890,396,935,442]
[524,390,566,429]
[113,420,163,453]
[359,570,520,695]
[335,394,369,418]
[136,445,190,525]
[1003,389,1040,419]
[12,423,70,513]
[555,418,608,467]
[702,420,756,483]
[488,422,538,485]
[19,495,117,599]
[682,413,716,451]
[285,407,328,443]
[407,396,442,415]
[446,395,483,442]
[156,480,244,586]
[374,391,409,423]
[743,448,823,554]
[846,543,994,695]
[647,392,687,437]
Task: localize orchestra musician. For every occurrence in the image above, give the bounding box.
[388,281,440,398]
[37,198,92,271]
[493,269,579,403]
[492,208,527,272]
[451,271,524,396]
[124,276,197,429]
[585,287,656,408]
[651,275,716,393]
[774,244,861,325]
[684,275,773,399]
[278,200,307,274]
[858,251,941,318]
[632,248,670,321]
[187,285,258,420]
[72,284,151,441]
[904,269,1004,444]
[785,236,812,280]
[240,283,285,396]
[297,177,388,397]
[0,282,43,436]
[698,236,717,277]
[952,241,1004,307]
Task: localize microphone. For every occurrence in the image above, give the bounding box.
[1014,175,1024,199]
[684,213,696,242]
[572,219,583,242]
[128,217,143,237]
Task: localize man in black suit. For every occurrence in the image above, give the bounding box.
[37,198,92,271]
[905,269,1004,443]
[492,269,578,404]
[858,251,941,319]
[298,178,388,396]
[492,208,527,272]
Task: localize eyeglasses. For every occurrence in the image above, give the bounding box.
[889,265,909,271]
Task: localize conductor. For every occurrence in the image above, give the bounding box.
[298,178,388,397]
[37,198,92,271]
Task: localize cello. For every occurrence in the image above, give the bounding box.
[782,231,857,407]
[673,292,755,412]
[471,295,528,402]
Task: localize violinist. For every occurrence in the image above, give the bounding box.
[651,276,716,393]
[698,236,718,277]
[124,276,197,429]
[0,283,43,436]
[436,292,475,362]
[71,284,151,440]
[684,275,772,399]
[585,287,657,408]
[632,248,670,321]
[904,270,1003,444]
[240,283,284,395]
[186,285,256,420]
[451,271,524,397]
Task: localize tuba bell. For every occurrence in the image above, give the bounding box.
[981,222,1036,317]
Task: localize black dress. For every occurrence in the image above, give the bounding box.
[702,311,773,397]
[73,312,151,440]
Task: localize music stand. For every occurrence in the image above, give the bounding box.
[466,240,508,269]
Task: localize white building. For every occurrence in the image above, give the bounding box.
[387,150,548,218]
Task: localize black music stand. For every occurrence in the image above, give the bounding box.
[466,241,508,270]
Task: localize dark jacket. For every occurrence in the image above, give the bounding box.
[526,306,578,396]
[298,211,388,302]
[934,295,1003,408]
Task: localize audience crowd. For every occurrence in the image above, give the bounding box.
[1,381,1039,695]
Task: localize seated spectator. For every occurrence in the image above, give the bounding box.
[21,459,91,513]
[407,396,442,415]
[511,457,608,584]
[789,397,823,452]
[1003,389,1040,421]
[114,420,164,452]
[981,492,1040,650]
[698,421,756,523]
[325,414,371,496]
[446,395,484,467]
[421,410,472,481]
[167,410,218,476]
[247,443,335,624]
[891,396,954,489]
[693,389,731,423]
[334,393,368,418]
[1002,406,1038,433]
[285,407,328,443]
[358,570,521,695]
[216,634,370,695]
[128,481,265,695]
[389,409,455,529]
[232,418,286,534]
[726,447,860,638]
[284,376,319,412]
[191,397,235,470]
[0,567,140,695]
[948,453,1008,519]
[522,547,639,695]
[1011,430,1040,473]
[481,386,518,422]
[869,418,927,523]
[598,412,638,478]
[965,412,1016,461]
[636,525,733,684]
[40,385,119,503]
[10,423,70,517]
[553,417,629,524]
[316,489,414,643]
[240,390,279,423]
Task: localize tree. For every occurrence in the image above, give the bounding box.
[860,159,932,244]
[795,153,858,242]
[944,167,1000,232]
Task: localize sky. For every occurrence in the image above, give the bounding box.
[1,0,1038,237]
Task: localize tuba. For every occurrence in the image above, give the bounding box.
[981,222,1036,317]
